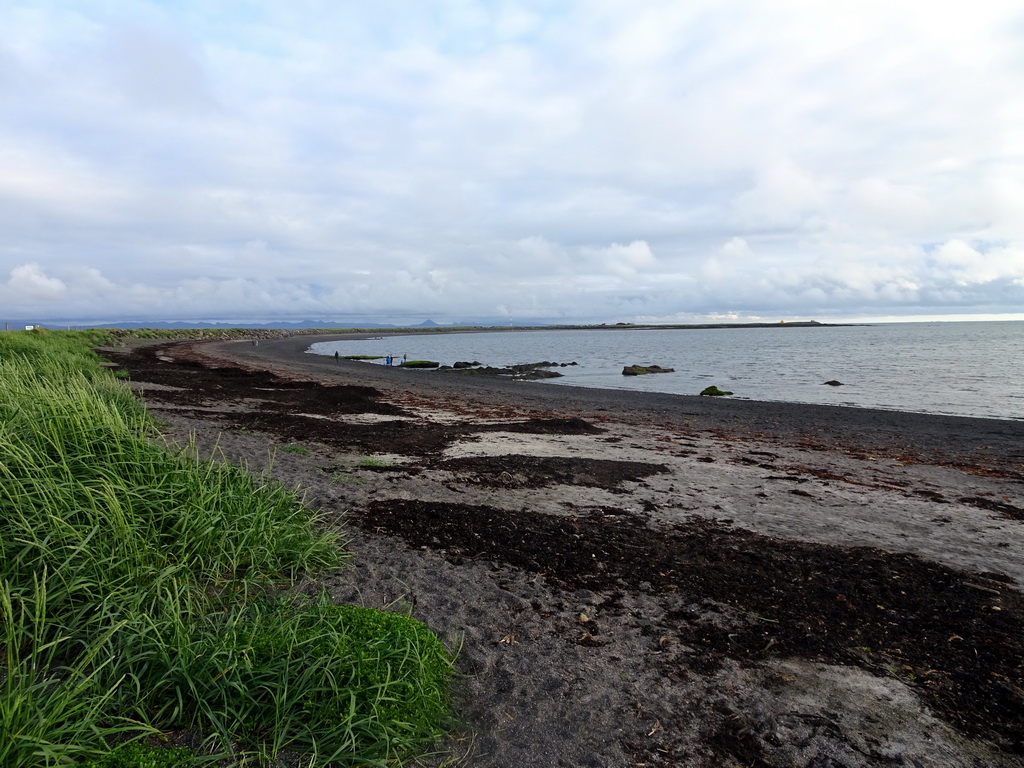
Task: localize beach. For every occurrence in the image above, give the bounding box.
[104,334,1024,767]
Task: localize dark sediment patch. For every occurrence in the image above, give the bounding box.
[960,495,1024,521]
[103,343,609,457]
[231,411,470,456]
[477,416,604,435]
[352,499,1024,754]
[106,342,403,416]
[436,455,667,490]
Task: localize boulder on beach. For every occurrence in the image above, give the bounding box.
[700,385,733,396]
[622,365,675,376]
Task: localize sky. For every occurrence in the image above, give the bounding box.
[1,0,1023,326]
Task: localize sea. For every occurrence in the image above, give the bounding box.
[308,321,1024,422]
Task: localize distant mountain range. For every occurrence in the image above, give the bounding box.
[11,318,454,331]
[9,317,831,332]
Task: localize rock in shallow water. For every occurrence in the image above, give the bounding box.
[622,365,675,376]
[700,385,733,396]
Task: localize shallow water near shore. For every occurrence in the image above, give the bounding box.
[310,321,1024,421]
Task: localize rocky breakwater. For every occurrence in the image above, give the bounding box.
[441,361,578,380]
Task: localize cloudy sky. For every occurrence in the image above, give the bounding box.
[2,0,1023,325]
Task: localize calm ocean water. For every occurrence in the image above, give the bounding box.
[309,322,1024,421]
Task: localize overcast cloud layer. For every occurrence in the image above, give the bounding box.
[2,0,1023,325]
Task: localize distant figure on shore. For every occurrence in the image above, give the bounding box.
[385,355,392,366]
[334,351,339,362]
[403,353,407,363]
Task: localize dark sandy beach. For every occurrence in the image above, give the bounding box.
[104,334,1024,767]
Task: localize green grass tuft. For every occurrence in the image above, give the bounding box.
[0,331,454,767]
[358,457,394,468]
[78,743,197,768]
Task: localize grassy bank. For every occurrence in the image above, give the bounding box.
[0,330,453,767]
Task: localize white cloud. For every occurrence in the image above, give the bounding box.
[69,266,117,294]
[6,263,67,301]
[0,143,130,220]
[848,178,936,235]
[933,240,1024,285]
[700,237,756,282]
[733,158,825,229]
[103,21,217,113]
[0,0,1022,323]
[581,240,656,277]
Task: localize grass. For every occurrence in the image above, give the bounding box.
[0,329,454,767]
[280,443,312,455]
[327,469,364,485]
[79,743,195,768]
[358,457,395,469]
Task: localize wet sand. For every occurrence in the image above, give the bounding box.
[107,335,1024,767]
